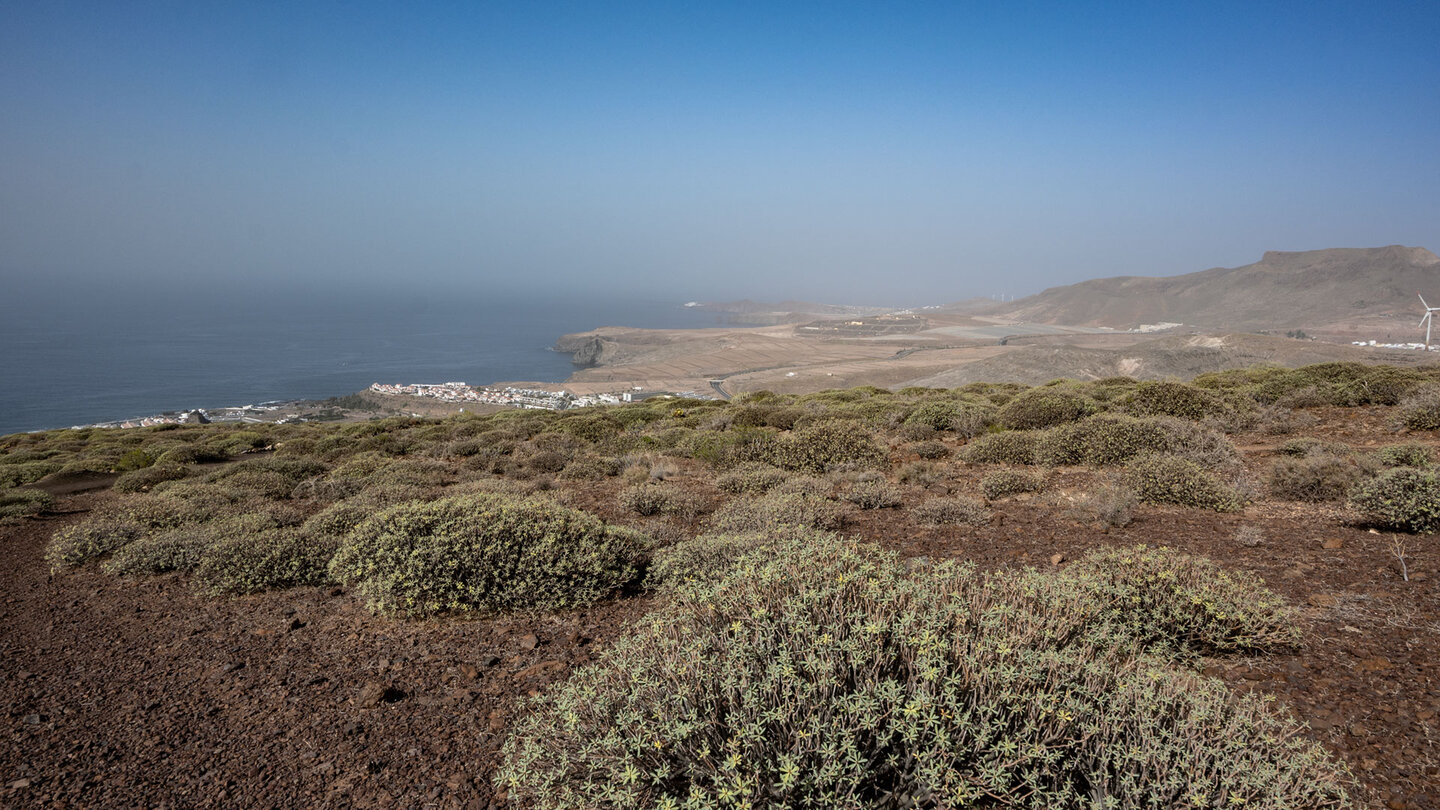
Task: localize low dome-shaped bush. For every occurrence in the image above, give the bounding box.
[1268,450,1373,502]
[1396,383,1440,431]
[705,490,845,534]
[903,400,995,437]
[114,463,190,493]
[1116,380,1230,420]
[980,467,1045,500]
[960,430,1041,465]
[714,462,790,495]
[995,387,1101,430]
[195,528,339,596]
[498,536,1348,809]
[1350,467,1440,533]
[772,420,886,473]
[1125,453,1244,512]
[1374,442,1433,469]
[328,493,647,616]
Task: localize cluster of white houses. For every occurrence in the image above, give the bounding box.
[367,381,668,411]
[76,404,281,430]
[1350,340,1440,352]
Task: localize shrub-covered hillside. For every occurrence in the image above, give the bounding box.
[10,360,1440,805]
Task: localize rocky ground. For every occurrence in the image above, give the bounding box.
[3,408,1440,808]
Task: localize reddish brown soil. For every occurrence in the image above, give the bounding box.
[4,408,1440,808]
[1,493,653,808]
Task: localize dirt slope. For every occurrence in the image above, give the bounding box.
[905,333,1440,388]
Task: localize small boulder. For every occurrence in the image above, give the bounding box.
[357,681,387,707]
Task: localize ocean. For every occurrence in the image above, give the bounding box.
[0,285,716,436]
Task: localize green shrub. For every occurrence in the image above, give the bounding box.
[1350,468,1440,533]
[912,495,991,526]
[46,518,144,568]
[524,449,569,474]
[194,528,339,595]
[683,428,777,469]
[714,462,790,495]
[645,527,836,590]
[1040,415,1240,470]
[995,387,1101,430]
[0,461,62,489]
[104,514,278,576]
[1039,414,1170,466]
[0,448,55,464]
[329,493,647,616]
[114,463,190,493]
[203,457,327,499]
[896,460,943,487]
[204,467,295,499]
[980,467,1045,500]
[1346,365,1429,406]
[1272,385,1331,409]
[0,488,52,520]
[1125,454,1244,512]
[902,400,994,437]
[1116,381,1228,420]
[896,421,937,442]
[1276,437,1326,457]
[1070,544,1300,654]
[770,475,831,498]
[1375,442,1433,469]
[498,535,1349,809]
[1396,383,1440,430]
[554,412,624,443]
[705,490,844,534]
[148,479,248,511]
[910,440,949,459]
[841,479,903,509]
[106,494,201,530]
[618,483,703,519]
[115,448,156,472]
[1267,451,1373,502]
[290,476,365,501]
[772,421,886,473]
[960,430,1040,464]
[360,457,455,488]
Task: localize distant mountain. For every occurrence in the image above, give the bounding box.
[978,246,1440,331]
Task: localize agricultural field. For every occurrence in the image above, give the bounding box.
[4,362,1440,808]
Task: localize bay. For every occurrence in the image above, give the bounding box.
[0,284,714,435]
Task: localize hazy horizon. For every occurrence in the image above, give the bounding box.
[3,2,1438,304]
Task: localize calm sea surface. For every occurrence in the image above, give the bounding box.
[0,286,715,435]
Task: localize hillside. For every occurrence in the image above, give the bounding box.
[981,245,1440,331]
[904,332,1439,388]
[6,367,1440,806]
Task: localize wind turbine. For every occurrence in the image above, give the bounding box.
[1420,294,1440,350]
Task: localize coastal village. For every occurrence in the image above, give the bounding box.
[366,381,693,410]
[66,382,699,432]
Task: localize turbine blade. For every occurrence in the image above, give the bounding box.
[1423,293,1432,309]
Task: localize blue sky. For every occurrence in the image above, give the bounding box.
[2,1,1437,304]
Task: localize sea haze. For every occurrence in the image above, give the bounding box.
[0,284,715,435]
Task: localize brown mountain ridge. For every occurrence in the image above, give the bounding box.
[979,245,1440,332]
